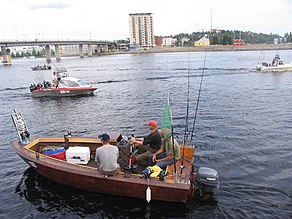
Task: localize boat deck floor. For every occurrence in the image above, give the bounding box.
[81,159,190,184]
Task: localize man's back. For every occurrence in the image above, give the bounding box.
[95,145,119,172]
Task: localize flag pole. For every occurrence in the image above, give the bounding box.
[168,95,177,174]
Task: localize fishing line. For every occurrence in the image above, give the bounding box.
[190,51,207,145]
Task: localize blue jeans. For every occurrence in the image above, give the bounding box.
[148,152,175,169]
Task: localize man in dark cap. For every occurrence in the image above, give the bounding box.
[95,133,121,176]
[130,120,162,166]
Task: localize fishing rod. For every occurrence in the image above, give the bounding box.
[190,51,208,145]
[181,49,192,174]
[180,51,208,174]
[183,50,191,146]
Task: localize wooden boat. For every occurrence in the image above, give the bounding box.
[10,103,219,203]
[11,135,199,203]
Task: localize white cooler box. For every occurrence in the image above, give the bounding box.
[66,146,90,164]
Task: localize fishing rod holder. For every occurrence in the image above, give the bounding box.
[64,131,71,149]
[124,148,139,177]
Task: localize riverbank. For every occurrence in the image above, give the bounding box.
[113,43,292,55]
[7,43,291,62]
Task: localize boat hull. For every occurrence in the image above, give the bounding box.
[11,140,193,203]
[31,87,97,97]
[256,64,292,72]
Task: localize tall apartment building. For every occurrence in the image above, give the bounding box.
[129,13,154,48]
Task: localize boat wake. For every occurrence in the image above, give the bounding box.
[0,87,28,92]
[96,79,129,84]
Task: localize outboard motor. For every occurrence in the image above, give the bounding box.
[191,166,219,197]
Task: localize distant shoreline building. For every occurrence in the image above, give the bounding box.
[129,13,154,48]
[233,39,245,46]
[162,37,177,47]
[194,35,210,47]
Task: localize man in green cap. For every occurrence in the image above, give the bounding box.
[148,128,180,169]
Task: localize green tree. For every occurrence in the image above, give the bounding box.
[26,51,31,57]
[11,53,15,58]
[210,35,219,45]
[222,34,232,45]
[285,32,292,43]
[16,52,21,57]
[32,48,37,57]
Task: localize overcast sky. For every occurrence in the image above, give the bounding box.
[1,0,292,41]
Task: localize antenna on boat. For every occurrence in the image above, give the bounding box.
[190,51,208,145]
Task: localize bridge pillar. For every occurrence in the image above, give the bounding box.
[1,47,12,65]
[96,45,101,53]
[55,45,61,62]
[79,44,84,58]
[105,44,109,52]
[88,44,93,57]
[45,45,51,64]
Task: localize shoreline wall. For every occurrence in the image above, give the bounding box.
[117,43,292,55]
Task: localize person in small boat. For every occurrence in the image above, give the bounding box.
[95,133,121,176]
[272,55,280,66]
[148,128,180,169]
[130,120,162,166]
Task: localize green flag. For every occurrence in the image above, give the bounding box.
[161,96,172,138]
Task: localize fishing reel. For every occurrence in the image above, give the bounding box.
[158,170,169,182]
[140,169,154,180]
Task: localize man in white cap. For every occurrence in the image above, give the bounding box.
[130,120,162,166]
[95,133,121,176]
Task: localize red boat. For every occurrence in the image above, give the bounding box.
[29,69,97,97]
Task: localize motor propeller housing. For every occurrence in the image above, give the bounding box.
[191,166,219,196]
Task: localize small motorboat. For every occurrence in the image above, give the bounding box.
[256,55,292,72]
[31,64,51,71]
[10,110,219,203]
[29,69,97,97]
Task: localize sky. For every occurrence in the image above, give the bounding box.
[1,0,292,41]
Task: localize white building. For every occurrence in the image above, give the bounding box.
[10,46,43,54]
[162,37,177,46]
[62,45,88,55]
[129,13,154,48]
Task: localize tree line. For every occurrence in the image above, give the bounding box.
[174,30,292,46]
[0,48,56,58]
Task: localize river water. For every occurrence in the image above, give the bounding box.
[0,50,292,218]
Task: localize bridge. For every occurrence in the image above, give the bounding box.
[0,40,117,64]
